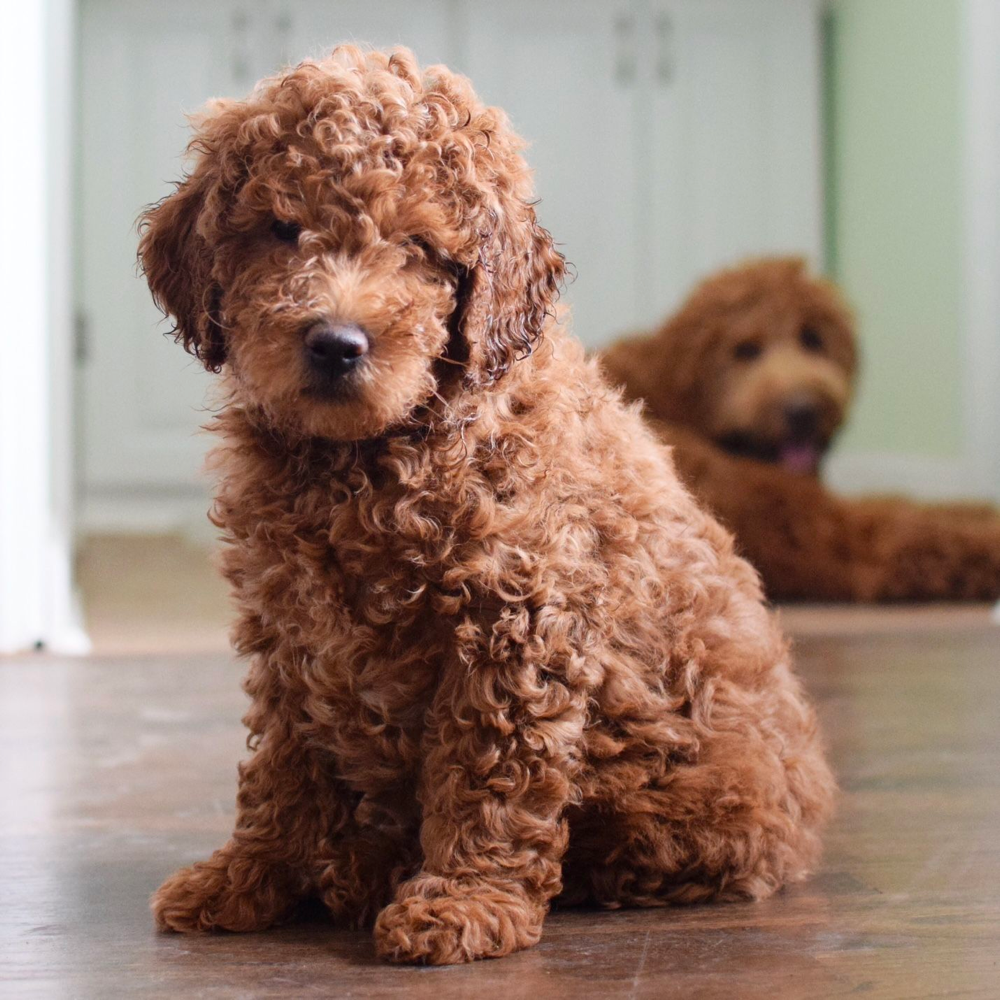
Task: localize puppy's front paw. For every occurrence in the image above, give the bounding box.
[152,849,294,933]
[374,876,544,965]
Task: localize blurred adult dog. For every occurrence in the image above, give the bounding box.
[602,257,1000,601]
[139,48,832,965]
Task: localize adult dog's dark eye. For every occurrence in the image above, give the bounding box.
[800,327,824,353]
[733,339,762,362]
[271,218,302,244]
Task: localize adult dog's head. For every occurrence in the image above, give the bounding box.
[603,257,857,474]
[139,46,564,442]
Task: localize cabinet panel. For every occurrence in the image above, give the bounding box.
[78,0,244,496]
[274,0,455,70]
[642,0,822,326]
[465,0,642,348]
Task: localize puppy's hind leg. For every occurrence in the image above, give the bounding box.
[565,682,835,909]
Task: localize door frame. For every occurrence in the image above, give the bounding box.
[0,0,87,653]
[961,0,1000,501]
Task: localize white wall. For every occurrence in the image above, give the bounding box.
[823,0,1000,501]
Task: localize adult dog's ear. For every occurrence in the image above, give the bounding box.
[138,169,226,372]
[459,201,566,388]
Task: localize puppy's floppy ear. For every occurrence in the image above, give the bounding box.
[137,169,226,372]
[458,201,566,388]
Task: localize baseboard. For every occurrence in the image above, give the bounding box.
[825,451,999,502]
[77,489,217,543]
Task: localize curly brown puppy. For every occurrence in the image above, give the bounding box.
[139,48,833,965]
[601,257,1000,602]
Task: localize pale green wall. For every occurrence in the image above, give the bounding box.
[825,0,963,458]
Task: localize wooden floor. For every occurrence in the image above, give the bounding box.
[2,623,999,998]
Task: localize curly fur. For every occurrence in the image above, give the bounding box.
[601,257,1000,602]
[139,48,834,965]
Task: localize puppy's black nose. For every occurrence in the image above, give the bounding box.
[783,394,821,439]
[303,322,369,378]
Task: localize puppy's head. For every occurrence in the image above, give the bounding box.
[138,46,564,441]
[644,257,857,474]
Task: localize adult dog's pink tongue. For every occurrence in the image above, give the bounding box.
[779,443,820,474]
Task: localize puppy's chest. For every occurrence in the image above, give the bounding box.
[313,641,443,793]
[230,464,491,784]
[243,512,449,786]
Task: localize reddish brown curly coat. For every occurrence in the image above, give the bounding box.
[602,258,1000,602]
[139,48,834,965]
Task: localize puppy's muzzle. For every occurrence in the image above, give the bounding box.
[304,321,370,382]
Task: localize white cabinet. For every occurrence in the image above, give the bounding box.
[274,0,456,69]
[466,0,643,349]
[643,0,823,323]
[77,0,251,518]
[76,0,823,526]
[465,0,823,343]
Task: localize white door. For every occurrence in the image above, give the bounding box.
[641,0,823,325]
[465,0,643,349]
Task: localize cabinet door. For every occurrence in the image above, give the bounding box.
[643,0,823,325]
[273,0,455,71]
[465,0,642,349]
[78,0,253,506]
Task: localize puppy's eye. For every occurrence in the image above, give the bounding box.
[403,236,453,282]
[733,340,762,362]
[271,218,302,244]
[404,235,436,258]
[800,327,824,353]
